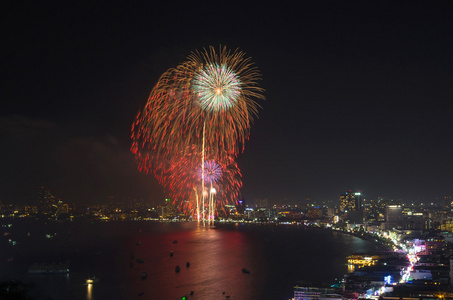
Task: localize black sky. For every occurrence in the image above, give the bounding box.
[2,1,453,206]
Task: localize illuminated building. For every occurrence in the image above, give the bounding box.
[37,187,57,215]
[441,219,453,232]
[346,254,378,267]
[443,195,452,209]
[383,205,402,230]
[339,190,361,213]
[339,190,364,223]
[294,285,342,300]
[307,207,322,219]
[423,237,445,255]
[161,199,177,218]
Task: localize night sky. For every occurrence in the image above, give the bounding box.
[3,2,453,206]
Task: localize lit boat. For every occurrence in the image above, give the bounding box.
[86,276,99,284]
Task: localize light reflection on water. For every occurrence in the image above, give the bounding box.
[86,283,92,300]
[0,220,380,300]
[128,223,264,299]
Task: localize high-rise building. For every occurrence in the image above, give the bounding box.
[384,205,402,230]
[37,187,57,215]
[339,190,362,213]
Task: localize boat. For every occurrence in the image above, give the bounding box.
[28,262,70,274]
[175,265,181,273]
[136,258,144,264]
[170,251,174,257]
[186,261,190,268]
[173,240,178,244]
[242,268,250,274]
[86,276,99,284]
[141,272,147,280]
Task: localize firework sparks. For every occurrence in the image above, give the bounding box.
[131,46,264,221]
[192,63,241,112]
[198,160,223,184]
[159,149,242,217]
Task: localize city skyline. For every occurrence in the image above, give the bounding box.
[3,2,453,205]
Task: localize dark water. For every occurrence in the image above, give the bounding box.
[0,220,380,300]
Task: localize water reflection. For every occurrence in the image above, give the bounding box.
[187,225,254,298]
[86,283,92,300]
[0,221,380,300]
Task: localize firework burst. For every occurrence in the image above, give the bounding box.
[198,160,223,184]
[158,148,242,217]
[131,46,264,166]
[192,63,241,112]
[131,46,263,219]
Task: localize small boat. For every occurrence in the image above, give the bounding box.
[173,240,178,244]
[86,276,99,284]
[186,262,190,268]
[190,291,194,295]
[170,251,174,257]
[28,262,70,274]
[131,253,135,259]
[141,272,147,280]
[136,242,142,246]
[175,265,180,273]
[242,268,250,274]
[136,258,144,264]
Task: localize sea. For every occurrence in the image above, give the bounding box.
[0,219,381,300]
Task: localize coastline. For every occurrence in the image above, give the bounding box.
[328,228,394,252]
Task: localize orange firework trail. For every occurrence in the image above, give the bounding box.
[131,46,264,218]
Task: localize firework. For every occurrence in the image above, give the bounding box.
[198,160,223,184]
[159,148,242,218]
[131,46,264,167]
[192,63,241,112]
[131,46,263,221]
